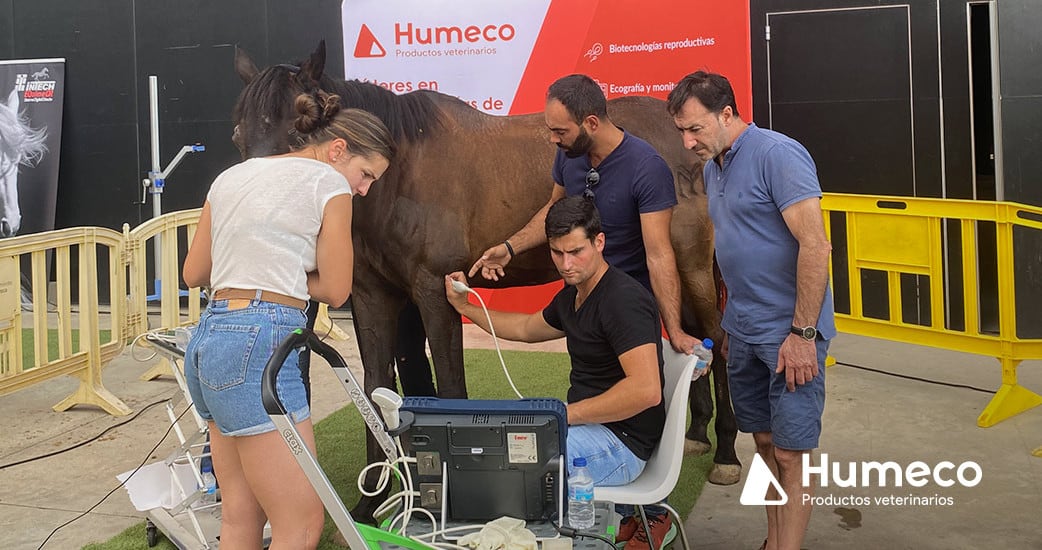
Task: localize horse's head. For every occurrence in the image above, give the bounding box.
[232,41,328,159]
[0,88,47,237]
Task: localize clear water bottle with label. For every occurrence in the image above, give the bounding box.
[199,462,217,505]
[691,338,714,380]
[568,457,595,530]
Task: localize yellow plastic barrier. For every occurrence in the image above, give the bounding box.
[0,227,130,415]
[822,193,1042,427]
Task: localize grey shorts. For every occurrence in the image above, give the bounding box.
[726,335,827,450]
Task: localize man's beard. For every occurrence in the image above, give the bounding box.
[559,127,593,159]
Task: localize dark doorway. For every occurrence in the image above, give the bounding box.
[969,1,1000,333]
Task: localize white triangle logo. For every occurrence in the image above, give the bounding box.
[740,453,788,505]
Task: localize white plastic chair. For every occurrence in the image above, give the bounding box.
[593,339,696,549]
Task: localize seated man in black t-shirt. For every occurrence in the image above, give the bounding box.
[445,196,667,540]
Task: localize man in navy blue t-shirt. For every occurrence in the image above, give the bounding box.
[468,74,698,357]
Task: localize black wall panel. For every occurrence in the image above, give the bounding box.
[2,0,344,233]
[997,1,1042,338]
[752,0,1042,336]
[12,1,140,231]
[998,0,1042,206]
[0,1,13,57]
[764,6,915,196]
[753,1,949,198]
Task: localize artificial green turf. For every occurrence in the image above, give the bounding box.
[84,348,718,549]
[21,328,112,367]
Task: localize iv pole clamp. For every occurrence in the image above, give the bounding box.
[143,74,205,302]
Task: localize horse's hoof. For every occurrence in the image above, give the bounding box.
[708,463,742,485]
[684,438,712,456]
[349,499,380,526]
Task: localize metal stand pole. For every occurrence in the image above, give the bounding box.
[143,75,205,302]
[149,76,163,279]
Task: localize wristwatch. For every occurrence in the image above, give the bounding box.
[791,325,818,341]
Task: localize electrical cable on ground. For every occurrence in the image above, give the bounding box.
[0,393,178,471]
[832,360,994,394]
[35,404,191,550]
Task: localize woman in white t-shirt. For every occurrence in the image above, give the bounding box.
[182,91,394,549]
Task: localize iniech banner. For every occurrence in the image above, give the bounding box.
[0,58,65,238]
[342,0,751,117]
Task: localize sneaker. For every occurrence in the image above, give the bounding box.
[616,515,639,542]
[625,513,674,550]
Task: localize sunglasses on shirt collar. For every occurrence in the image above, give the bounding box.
[583,167,600,200]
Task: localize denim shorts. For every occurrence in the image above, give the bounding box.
[566,423,646,485]
[184,299,309,436]
[726,335,828,450]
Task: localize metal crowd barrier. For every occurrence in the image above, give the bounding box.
[0,227,129,415]
[1,208,348,415]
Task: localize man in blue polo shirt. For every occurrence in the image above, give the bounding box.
[667,71,835,550]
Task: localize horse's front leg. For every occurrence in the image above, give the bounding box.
[349,272,408,524]
[412,273,467,399]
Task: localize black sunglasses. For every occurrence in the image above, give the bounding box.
[583,168,600,199]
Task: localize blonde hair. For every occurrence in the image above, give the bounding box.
[292,90,396,161]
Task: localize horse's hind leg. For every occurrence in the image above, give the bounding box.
[680,301,714,456]
[349,274,408,524]
[678,257,742,485]
[395,301,437,397]
[708,351,741,485]
[685,376,714,455]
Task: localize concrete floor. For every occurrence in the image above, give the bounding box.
[686,334,1042,550]
[1,321,1040,549]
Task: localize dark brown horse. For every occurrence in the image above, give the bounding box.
[232,42,740,521]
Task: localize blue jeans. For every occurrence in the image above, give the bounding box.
[184,298,308,436]
[567,424,665,518]
[566,423,646,484]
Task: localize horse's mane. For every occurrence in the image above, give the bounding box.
[0,98,47,166]
[233,63,443,146]
[320,76,443,143]
[319,76,443,143]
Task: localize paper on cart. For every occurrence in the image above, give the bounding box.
[118,461,198,511]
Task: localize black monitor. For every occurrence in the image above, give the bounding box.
[399,397,567,522]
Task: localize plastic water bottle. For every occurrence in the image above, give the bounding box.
[691,338,714,380]
[568,457,595,530]
[199,462,217,505]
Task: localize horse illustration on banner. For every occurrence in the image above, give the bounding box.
[0,88,48,237]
